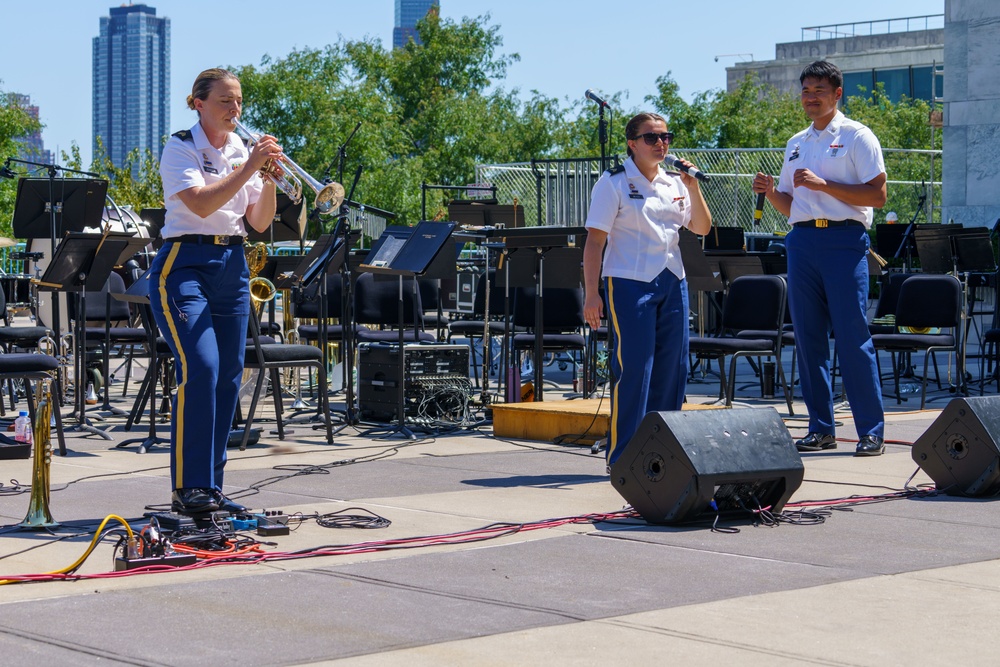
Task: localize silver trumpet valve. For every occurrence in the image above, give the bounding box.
[232,117,345,214]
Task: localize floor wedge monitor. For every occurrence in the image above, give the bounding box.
[610,408,804,524]
[912,396,1000,497]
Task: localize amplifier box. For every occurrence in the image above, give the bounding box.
[358,343,470,422]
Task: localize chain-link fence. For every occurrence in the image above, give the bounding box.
[476,148,942,231]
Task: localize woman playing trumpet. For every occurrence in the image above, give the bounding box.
[151,67,279,515]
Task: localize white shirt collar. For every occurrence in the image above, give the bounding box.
[190,121,242,153]
[809,110,845,138]
[623,156,669,184]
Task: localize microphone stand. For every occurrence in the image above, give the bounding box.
[894,194,926,273]
[891,194,926,383]
[320,165,364,432]
[597,105,608,174]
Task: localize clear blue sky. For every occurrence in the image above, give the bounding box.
[1,0,944,166]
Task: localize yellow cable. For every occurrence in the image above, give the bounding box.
[0,514,135,586]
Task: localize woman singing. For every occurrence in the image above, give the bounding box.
[583,112,712,468]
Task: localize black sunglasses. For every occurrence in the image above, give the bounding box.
[631,131,674,145]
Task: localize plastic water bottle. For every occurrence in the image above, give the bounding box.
[14,411,32,445]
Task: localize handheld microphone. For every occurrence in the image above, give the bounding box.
[585,89,608,107]
[664,154,710,183]
[754,192,765,226]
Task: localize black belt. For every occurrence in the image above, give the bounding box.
[794,219,865,228]
[164,234,246,246]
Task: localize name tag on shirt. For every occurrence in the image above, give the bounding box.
[628,193,644,199]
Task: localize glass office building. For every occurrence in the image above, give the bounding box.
[393,0,439,49]
[92,4,170,169]
[10,93,52,165]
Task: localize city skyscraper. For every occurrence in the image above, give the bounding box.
[393,0,439,49]
[10,93,53,165]
[92,3,170,169]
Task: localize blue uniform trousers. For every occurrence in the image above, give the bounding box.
[149,241,249,491]
[785,225,883,438]
[604,268,688,465]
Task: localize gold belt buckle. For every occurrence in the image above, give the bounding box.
[815,219,829,228]
[214,235,230,245]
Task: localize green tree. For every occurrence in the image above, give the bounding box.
[0,85,43,237]
[61,138,163,212]
[232,12,563,226]
[646,72,802,149]
[645,72,717,149]
[843,83,941,225]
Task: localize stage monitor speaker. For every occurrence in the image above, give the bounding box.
[911,397,1000,497]
[610,408,804,524]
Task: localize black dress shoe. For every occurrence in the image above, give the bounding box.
[172,488,220,514]
[795,432,837,452]
[855,435,885,457]
[212,489,249,514]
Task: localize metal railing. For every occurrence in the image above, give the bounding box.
[801,14,944,41]
[476,148,942,231]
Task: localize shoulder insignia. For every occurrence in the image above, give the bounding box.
[605,164,625,176]
[171,129,193,142]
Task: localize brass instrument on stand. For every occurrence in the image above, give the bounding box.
[37,333,72,404]
[245,242,277,317]
[241,243,276,405]
[19,378,58,529]
[280,287,308,409]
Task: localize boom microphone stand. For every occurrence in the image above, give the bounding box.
[584,90,610,173]
[318,165,364,433]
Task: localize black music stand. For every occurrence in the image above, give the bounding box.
[37,232,138,439]
[702,227,745,253]
[448,202,524,229]
[246,192,307,245]
[12,177,107,343]
[679,228,724,337]
[496,237,585,402]
[297,233,355,428]
[875,224,910,262]
[293,230,363,429]
[951,230,996,396]
[915,226,994,399]
[915,227,960,275]
[358,221,457,438]
[139,207,165,253]
[12,178,107,240]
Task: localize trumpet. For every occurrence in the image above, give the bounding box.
[232,118,346,214]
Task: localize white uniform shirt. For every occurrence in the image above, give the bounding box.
[777,111,885,228]
[585,157,693,282]
[158,121,263,238]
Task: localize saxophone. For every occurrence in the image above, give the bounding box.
[245,242,276,318]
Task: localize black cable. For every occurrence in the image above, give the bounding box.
[315,507,390,529]
[552,381,609,447]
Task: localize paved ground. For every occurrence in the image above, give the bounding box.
[1,338,999,666]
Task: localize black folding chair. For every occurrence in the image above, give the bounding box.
[689,275,793,412]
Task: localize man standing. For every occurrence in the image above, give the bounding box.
[753,60,887,456]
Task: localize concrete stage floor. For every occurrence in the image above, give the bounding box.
[1,347,999,666]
